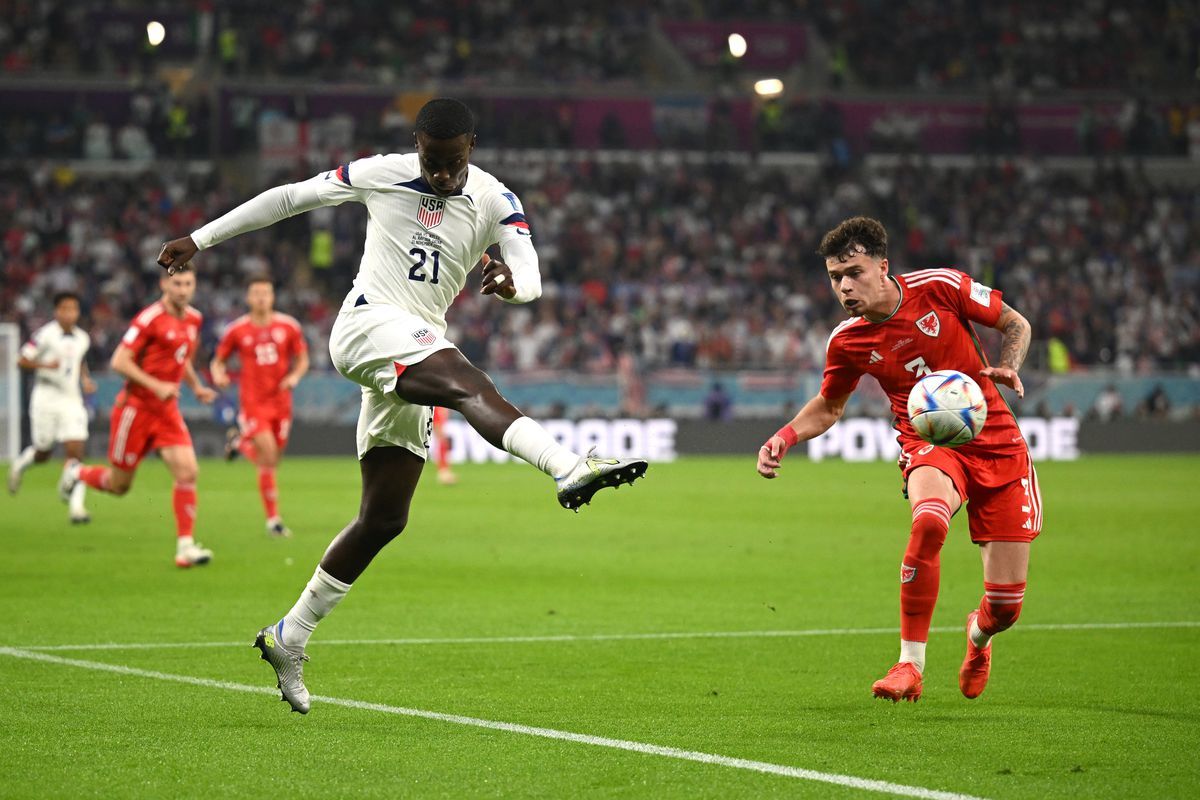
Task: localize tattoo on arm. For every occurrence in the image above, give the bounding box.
[998,303,1031,370]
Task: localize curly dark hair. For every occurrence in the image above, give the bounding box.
[817,216,888,262]
[415,98,476,140]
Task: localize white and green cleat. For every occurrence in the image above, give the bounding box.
[555,447,648,511]
[254,622,311,714]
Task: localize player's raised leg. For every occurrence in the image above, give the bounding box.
[8,446,51,495]
[960,540,1030,699]
[62,438,90,523]
[872,465,962,703]
[160,444,211,568]
[394,349,647,510]
[255,445,423,714]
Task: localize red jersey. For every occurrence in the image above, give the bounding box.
[821,268,1026,457]
[119,301,202,409]
[215,313,307,409]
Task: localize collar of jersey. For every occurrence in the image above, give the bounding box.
[394,175,466,197]
[864,276,904,324]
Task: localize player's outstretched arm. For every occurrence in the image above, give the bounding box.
[210,356,231,390]
[757,392,849,479]
[980,302,1031,398]
[158,175,347,273]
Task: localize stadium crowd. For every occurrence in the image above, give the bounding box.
[3,156,1197,384]
[3,0,1195,93]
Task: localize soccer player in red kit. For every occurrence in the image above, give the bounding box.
[211,277,309,537]
[60,266,219,567]
[431,406,457,485]
[757,217,1039,702]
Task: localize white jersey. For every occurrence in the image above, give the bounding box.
[20,322,89,405]
[192,153,539,336]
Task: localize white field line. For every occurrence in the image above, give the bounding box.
[0,646,990,800]
[8,620,1198,653]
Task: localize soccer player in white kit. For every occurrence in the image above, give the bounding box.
[9,292,94,523]
[157,99,648,714]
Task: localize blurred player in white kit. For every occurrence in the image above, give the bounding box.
[9,292,95,523]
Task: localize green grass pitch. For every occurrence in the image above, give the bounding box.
[1,454,1197,799]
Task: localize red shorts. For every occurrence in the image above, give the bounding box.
[898,442,1043,543]
[238,405,293,449]
[107,398,192,470]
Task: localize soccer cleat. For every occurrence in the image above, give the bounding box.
[57,459,80,503]
[69,512,91,525]
[7,463,22,495]
[175,541,213,568]
[254,622,311,714]
[959,609,992,699]
[555,447,648,511]
[437,467,458,486]
[266,517,292,538]
[871,661,923,703]
[224,427,242,462]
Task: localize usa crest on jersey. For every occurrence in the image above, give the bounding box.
[417,197,445,229]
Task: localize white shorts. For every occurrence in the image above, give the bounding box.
[329,301,457,459]
[30,396,89,451]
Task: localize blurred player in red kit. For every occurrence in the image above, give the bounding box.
[431,406,456,484]
[756,217,1039,702]
[211,276,309,536]
[60,266,219,568]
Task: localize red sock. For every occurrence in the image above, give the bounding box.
[977,581,1026,635]
[436,435,450,470]
[78,465,112,492]
[173,481,197,539]
[239,437,258,462]
[258,467,279,519]
[899,498,952,642]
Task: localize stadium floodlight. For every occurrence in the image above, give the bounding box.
[146,21,166,47]
[728,33,747,59]
[754,78,784,97]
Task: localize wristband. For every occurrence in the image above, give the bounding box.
[774,425,800,448]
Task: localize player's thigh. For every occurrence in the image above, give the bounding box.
[355,386,432,461]
[395,348,498,407]
[29,402,60,452]
[252,429,279,464]
[979,541,1030,584]
[108,403,152,470]
[901,444,965,512]
[159,445,199,483]
[60,402,89,442]
[357,445,425,527]
[329,303,457,401]
[965,456,1041,545]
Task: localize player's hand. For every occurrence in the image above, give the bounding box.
[757,436,789,479]
[194,385,217,404]
[479,253,515,300]
[151,380,179,402]
[81,376,97,394]
[279,374,300,390]
[157,236,198,275]
[43,360,61,370]
[980,367,1024,399]
[211,371,231,389]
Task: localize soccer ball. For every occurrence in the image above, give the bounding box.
[907,370,987,447]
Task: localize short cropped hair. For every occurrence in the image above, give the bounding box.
[52,291,80,307]
[246,274,274,289]
[415,98,476,140]
[817,216,888,262]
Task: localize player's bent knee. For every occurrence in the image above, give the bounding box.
[358,512,409,542]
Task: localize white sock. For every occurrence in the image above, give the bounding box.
[177,535,195,549]
[13,446,36,475]
[969,618,993,649]
[899,639,926,673]
[279,566,352,649]
[69,480,87,514]
[501,417,579,479]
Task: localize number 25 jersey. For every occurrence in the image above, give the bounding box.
[820,268,1026,457]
